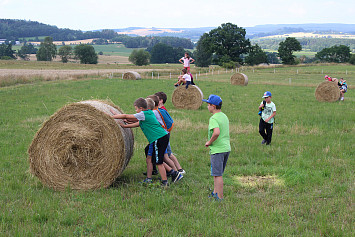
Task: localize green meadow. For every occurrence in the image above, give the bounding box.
[0,63,354,236]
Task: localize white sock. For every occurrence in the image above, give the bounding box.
[341,97,344,101]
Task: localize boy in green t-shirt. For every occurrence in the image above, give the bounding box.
[203,94,231,200]
[110,97,174,186]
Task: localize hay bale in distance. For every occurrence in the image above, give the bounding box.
[172,85,203,110]
[231,73,248,86]
[315,81,341,102]
[123,71,141,80]
[28,100,134,191]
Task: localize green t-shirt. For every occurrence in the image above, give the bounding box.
[135,110,167,143]
[208,112,231,154]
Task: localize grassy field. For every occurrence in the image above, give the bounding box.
[0,63,354,236]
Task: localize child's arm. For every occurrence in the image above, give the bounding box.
[265,111,276,123]
[205,128,220,147]
[258,101,266,110]
[110,108,137,120]
[190,58,195,63]
[119,121,139,128]
[179,58,184,64]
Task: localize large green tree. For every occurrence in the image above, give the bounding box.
[209,23,251,64]
[129,49,150,66]
[74,44,98,64]
[278,37,302,65]
[315,45,350,63]
[194,33,213,67]
[147,43,185,64]
[245,44,268,66]
[58,45,72,63]
[36,37,57,61]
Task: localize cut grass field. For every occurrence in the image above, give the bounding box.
[0,63,354,236]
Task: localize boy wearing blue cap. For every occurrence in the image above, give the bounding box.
[258,91,276,145]
[202,94,231,200]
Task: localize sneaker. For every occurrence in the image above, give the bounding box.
[174,84,178,87]
[178,169,186,175]
[208,191,217,199]
[161,180,169,187]
[143,170,158,176]
[140,178,152,184]
[261,139,267,145]
[210,192,223,201]
[172,172,183,183]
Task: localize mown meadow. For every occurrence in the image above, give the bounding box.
[0,63,354,236]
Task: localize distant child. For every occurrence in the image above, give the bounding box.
[154,92,185,174]
[174,68,192,89]
[202,94,231,200]
[339,78,347,101]
[325,75,340,86]
[110,98,172,186]
[258,91,276,145]
[179,52,195,72]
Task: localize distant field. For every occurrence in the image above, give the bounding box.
[0,63,353,235]
[261,32,355,39]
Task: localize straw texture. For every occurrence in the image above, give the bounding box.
[231,73,248,86]
[315,81,341,102]
[123,71,141,80]
[28,100,134,190]
[172,85,203,110]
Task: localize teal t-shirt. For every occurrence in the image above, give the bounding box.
[208,112,231,154]
[135,110,167,143]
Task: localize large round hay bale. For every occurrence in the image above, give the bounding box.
[123,71,141,80]
[172,85,203,110]
[231,73,248,86]
[315,81,341,102]
[28,100,134,191]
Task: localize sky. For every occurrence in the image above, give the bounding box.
[1,0,355,31]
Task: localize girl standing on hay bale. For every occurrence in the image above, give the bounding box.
[179,52,195,72]
[110,98,181,187]
[174,68,192,89]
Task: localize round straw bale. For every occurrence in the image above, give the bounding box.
[123,71,141,80]
[231,73,248,86]
[28,100,134,191]
[172,85,204,110]
[315,81,341,102]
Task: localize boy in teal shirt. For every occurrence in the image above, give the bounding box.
[203,94,231,200]
[110,97,171,186]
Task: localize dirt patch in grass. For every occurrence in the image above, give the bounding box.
[234,175,285,187]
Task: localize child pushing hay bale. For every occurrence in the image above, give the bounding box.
[315,81,341,102]
[172,85,203,110]
[28,100,134,191]
[123,71,141,80]
[231,73,248,86]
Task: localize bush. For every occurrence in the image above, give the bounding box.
[129,49,150,66]
[222,61,239,69]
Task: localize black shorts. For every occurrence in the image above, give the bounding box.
[144,134,169,165]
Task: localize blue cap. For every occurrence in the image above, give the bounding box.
[262,91,272,98]
[202,94,222,106]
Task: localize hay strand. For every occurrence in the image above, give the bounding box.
[231,73,248,86]
[123,71,141,80]
[172,85,203,110]
[315,81,341,102]
[28,100,134,191]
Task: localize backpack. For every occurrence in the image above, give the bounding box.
[157,108,174,132]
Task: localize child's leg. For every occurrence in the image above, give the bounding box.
[157,164,167,180]
[163,153,177,171]
[259,118,267,141]
[214,176,224,199]
[146,155,153,178]
[265,123,273,145]
[169,153,182,171]
[155,134,170,182]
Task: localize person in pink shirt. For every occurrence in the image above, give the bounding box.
[179,52,195,72]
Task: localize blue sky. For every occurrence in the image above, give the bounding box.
[1,0,354,31]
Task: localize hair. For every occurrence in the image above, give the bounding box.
[145,98,155,110]
[154,92,167,104]
[134,97,147,109]
[182,68,187,74]
[146,95,159,107]
[216,101,222,110]
[185,52,190,59]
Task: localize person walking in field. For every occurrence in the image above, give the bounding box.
[203,94,231,201]
[258,91,276,145]
[179,52,195,72]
